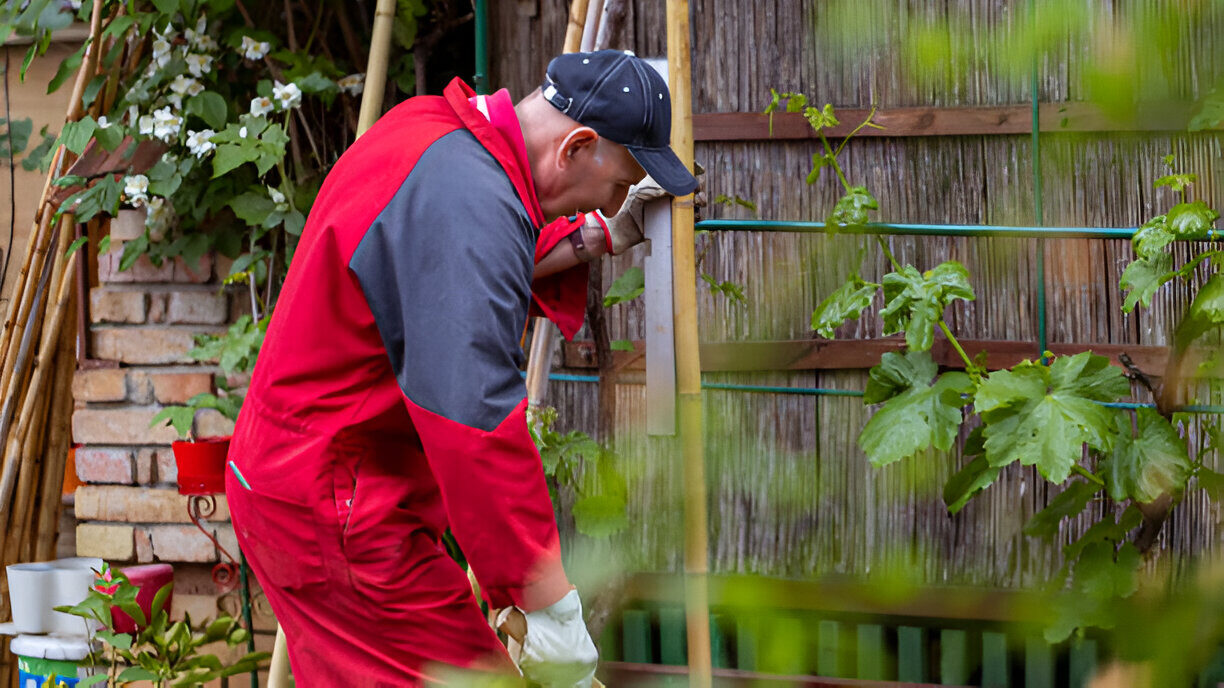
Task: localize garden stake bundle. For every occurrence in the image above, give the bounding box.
[0,3,106,683]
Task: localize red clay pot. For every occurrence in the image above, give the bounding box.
[111,564,174,634]
[173,436,231,496]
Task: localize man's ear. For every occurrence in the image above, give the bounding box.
[556,126,599,170]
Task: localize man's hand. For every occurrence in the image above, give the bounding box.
[602,175,668,255]
[511,589,598,688]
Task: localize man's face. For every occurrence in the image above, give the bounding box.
[538,128,647,221]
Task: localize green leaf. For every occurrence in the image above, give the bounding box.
[1101,409,1190,503]
[93,124,124,151]
[811,277,878,338]
[187,91,228,130]
[151,0,179,13]
[1120,252,1174,312]
[229,191,275,226]
[96,629,133,650]
[46,41,85,94]
[78,675,111,687]
[976,353,1129,483]
[65,236,88,258]
[573,494,628,538]
[827,185,877,227]
[1023,479,1101,539]
[879,261,975,351]
[1155,173,1196,193]
[1172,272,1224,351]
[118,667,159,682]
[1073,540,1141,600]
[150,405,194,439]
[603,266,645,307]
[212,144,252,178]
[610,339,635,352]
[1166,201,1219,236]
[943,427,1000,514]
[1131,215,1173,260]
[806,153,830,184]
[1197,468,1224,501]
[858,350,973,466]
[60,116,98,155]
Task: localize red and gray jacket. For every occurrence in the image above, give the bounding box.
[229,78,582,611]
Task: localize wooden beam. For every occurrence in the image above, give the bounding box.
[562,338,1186,378]
[693,102,1201,141]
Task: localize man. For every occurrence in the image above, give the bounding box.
[225,49,697,687]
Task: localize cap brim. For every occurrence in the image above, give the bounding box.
[626,145,699,196]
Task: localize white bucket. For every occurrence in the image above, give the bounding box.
[5,558,104,635]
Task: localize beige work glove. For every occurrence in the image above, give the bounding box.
[507,589,598,688]
[599,175,668,255]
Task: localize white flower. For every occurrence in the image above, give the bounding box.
[166,93,183,111]
[69,0,82,9]
[249,96,274,117]
[240,36,270,61]
[268,186,288,211]
[123,174,149,206]
[151,27,174,69]
[138,114,155,136]
[337,73,364,96]
[184,15,213,50]
[145,196,173,241]
[185,53,213,77]
[169,74,198,95]
[238,126,248,139]
[127,104,139,125]
[151,106,182,142]
[96,115,111,129]
[272,81,302,110]
[185,129,216,158]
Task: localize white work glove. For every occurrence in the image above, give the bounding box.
[599,175,668,255]
[513,589,598,688]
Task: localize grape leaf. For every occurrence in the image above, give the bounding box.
[1023,479,1102,539]
[811,276,879,338]
[1120,252,1174,312]
[858,350,973,466]
[975,353,1128,483]
[880,261,975,351]
[827,185,877,227]
[1101,409,1190,503]
[943,426,1000,514]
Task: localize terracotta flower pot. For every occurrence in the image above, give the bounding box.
[173,436,231,496]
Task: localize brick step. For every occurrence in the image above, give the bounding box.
[73,406,235,445]
[91,284,237,325]
[90,325,226,364]
[76,521,237,564]
[98,251,214,285]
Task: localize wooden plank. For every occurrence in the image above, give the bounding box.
[939,629,971,686]
[1023,637,1053,688]
[693,102,1201,141]
[898,627,928,683]
[762,616,807,676]
[562,339,1185,378]
[621,609,653,663]
[710,614,730,669]
[659,606,687,665]
[818,619,845,679]
[735,616,758,671]
[598,661,967,688]
[981,632,1010,688]
[1068,639,1097,688]
[856,624,887,681]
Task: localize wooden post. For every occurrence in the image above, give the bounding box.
[666,1,712,687]
[356,0,398,137]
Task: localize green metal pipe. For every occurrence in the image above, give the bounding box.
[695,220,1220,241]
[473,0,488,94]
[1031,0,1048,358]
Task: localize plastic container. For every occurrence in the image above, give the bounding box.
[11,634,100,688]
[173,436,231,495]
[5,558,103,635]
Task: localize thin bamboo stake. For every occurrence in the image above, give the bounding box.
[580,0,602,52]
[34,297,78,562]
[356,0,397,137]
[0,209,55,401]
[666,0,711,686]
[564,0,591,54]
[0,235,78,536]
[7,363,54,566]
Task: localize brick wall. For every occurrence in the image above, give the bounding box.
[70,245,277,658]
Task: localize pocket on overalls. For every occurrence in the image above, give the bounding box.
[230,488,329,590]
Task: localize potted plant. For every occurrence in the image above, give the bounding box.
[55,563,269,687]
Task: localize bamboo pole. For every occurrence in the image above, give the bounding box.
[564,0,591,54]
[356,0,397,137]
[666,1,711,686]
[34,295,78,562]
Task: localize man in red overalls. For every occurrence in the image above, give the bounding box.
[225,50,697,687]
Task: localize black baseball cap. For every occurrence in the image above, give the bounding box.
[541,50,699,196]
